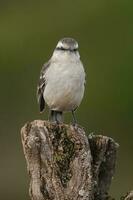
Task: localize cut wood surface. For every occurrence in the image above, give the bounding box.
[21,120,131,200]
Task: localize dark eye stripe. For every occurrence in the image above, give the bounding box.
[56,47,78,52]
[56,47,66,51]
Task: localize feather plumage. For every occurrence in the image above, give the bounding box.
[37,61,50,112]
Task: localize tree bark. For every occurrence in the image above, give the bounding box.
[21,120,119,200]
[122,191,133,200]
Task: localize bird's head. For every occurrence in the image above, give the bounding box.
[56,38,78,52]
[52,37,80,60]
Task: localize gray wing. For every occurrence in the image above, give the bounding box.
[37,60,50,112]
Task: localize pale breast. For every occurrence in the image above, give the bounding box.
[44,59,85,111]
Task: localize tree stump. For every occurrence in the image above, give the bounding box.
[21,120,119,200]
[121,191,133,200]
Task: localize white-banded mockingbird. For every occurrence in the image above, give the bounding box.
[37,37,85,123]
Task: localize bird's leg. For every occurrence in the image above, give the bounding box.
[49,110,56,122]
[49,110,63,123]
[71,110,77,125]
[55,111,63,123]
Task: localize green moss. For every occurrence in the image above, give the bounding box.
[51,125,75,187]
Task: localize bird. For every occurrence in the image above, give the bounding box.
[37,37,85,124]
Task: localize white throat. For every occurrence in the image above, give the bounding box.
[51,49,80,63]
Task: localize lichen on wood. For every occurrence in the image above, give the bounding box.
[121,191,133,200]
[52,126,75,187]
[21,120,119,200]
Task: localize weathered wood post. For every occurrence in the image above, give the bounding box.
[21,120,131,200]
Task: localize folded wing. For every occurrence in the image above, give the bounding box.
[37,61,50,112]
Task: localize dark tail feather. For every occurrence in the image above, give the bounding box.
[39,95,45,112]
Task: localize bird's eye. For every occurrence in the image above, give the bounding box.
[60,47,66,50]
[56,46,66,51]
[56,46,78,52]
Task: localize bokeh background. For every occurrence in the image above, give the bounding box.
[0,0,132,199]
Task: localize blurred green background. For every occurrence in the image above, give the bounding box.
[0,0,132,199]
